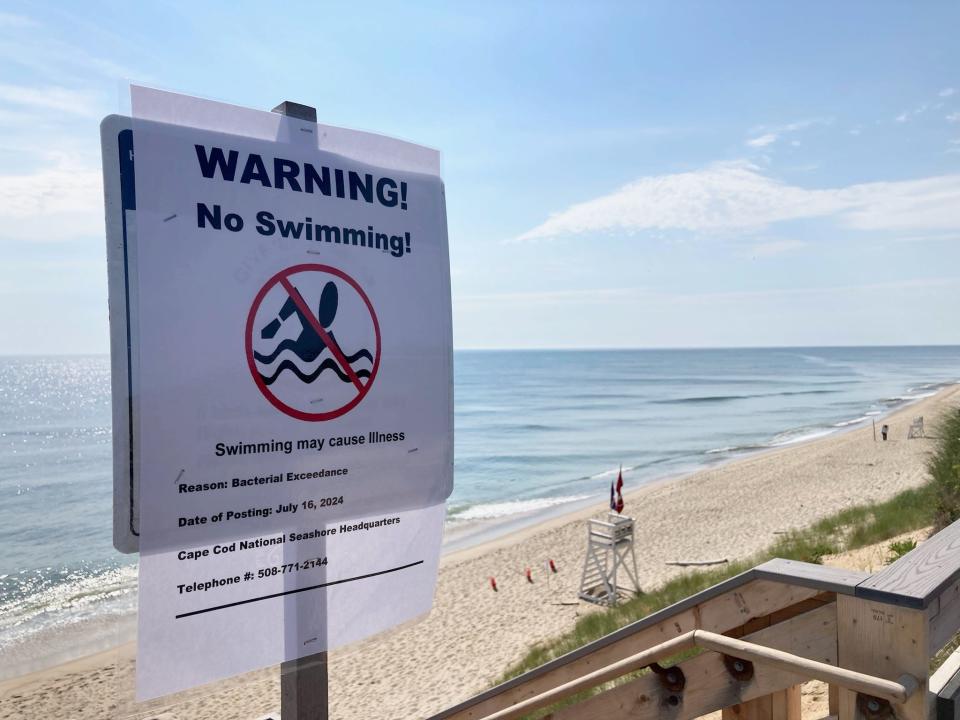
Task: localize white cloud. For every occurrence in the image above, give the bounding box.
[940,88,957,98]
[0,154,103,241]
[0,83,100,117]
[896,99,938,123]
[457,287,635,308]
[514,161,960,241]
[744,118,830,148]
[746,133,777,147]
[749,239,806,257]
[948,112,960,123]
[892,233,959,244]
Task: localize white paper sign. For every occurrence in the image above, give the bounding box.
[121,87,452,699]
[137,502,446,699]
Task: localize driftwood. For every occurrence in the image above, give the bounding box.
[665,558,729,567]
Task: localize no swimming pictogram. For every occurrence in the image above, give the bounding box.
[245,264,381,421]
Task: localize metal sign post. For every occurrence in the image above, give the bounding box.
[281,653,328,720]
[271,100,327,720]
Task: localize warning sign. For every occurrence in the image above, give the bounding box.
[246,263,381,421]
[114,86,453,700]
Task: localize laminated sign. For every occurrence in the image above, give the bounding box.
[102,87,452,699]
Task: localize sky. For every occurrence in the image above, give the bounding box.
[1,1,959,353]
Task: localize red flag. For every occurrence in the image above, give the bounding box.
[614,466,624,514]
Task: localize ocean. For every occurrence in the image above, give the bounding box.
[1,346,958,675]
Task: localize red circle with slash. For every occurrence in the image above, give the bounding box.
[245,263,381,421]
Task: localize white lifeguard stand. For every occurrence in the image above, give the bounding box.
[908,416,925,439]
[578,514,641,606]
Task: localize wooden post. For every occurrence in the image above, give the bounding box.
[837,595,928,720]
[272,99,326,720]
[722,686,801,720]
[829,682,840,717]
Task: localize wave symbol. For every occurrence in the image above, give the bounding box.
[260,358,372,386]
[253,280,374,386]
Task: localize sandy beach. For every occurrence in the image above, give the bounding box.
[1,384,957,720]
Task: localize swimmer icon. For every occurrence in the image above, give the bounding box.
[245,264,381,421]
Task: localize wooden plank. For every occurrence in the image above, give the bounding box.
[930,577,960,656]
[697,581,823,634]
[431,579,821,720]
[936,676,960,720]
[477,633,697,720]
[723,696,773,720]
[856,518,960,609]
[547,604,836,720]
[771,685,801,720]
[695,630,915,704]
[721,686,800,720]
[756,559,870,596]
[931,646,960,697]
[433,559,867,720]
[434,608,699,720]
[931,646,960,720]
[829,683,840,717]
[836,595,928,720]
[767,594,832,626]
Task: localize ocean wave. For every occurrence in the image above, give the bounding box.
[881,391,937,405]
[652,388,839,405]
[780,389,840,396]
[769,427,835,446]
[0,564,137,644]
[705,443,767,455]
[448,494,595,521]
[588,466,630,480]
[908,380,958,393]
[652,394,749,404]
[707,426,837,454]
[832,416,870,427]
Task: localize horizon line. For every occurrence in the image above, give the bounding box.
[2,342,960,358]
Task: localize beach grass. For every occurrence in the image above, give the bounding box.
[932,405,960,530]
[496,407,960,713]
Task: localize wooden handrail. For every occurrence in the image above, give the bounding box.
[477,629,920,720]
[479,632,696,720]
[430,561,870,720]
[695,630,919,704]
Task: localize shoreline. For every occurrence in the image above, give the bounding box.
[4,381,942,680]
[2,383,958,719]
[440,380,955,559]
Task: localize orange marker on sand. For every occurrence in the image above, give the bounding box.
[549,559,557,573]
[525,567,533,583]
[489,576,498,592]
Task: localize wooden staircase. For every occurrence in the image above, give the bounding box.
[430,518,960,720]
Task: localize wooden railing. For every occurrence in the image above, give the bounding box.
[430,518,960,720]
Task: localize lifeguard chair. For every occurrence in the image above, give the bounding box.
[908,416,925,439]
[578,514,641,606]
